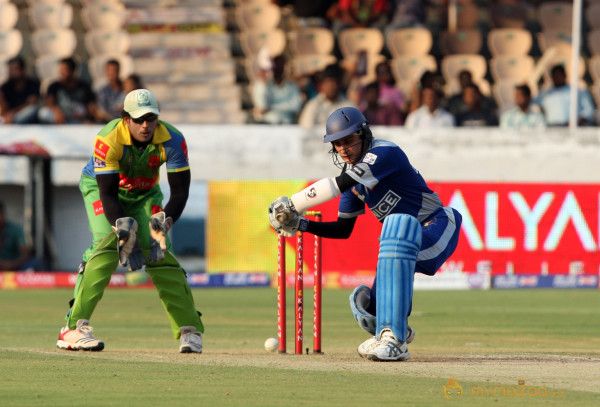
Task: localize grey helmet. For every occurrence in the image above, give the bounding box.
[324,107,371,143]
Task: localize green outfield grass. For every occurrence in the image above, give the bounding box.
[0,287,599,406]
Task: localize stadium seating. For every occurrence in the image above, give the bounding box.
[0,29,23,61]
[0,1,19,30]
[537,2,572,30]
[441,53,490,96]
[454,2,481,30]
[588,55,600,84]
[340,53,386,87]
[337,27,384,59]
[487,28,533,57]
[587,29,600,56]
[28,2,73,30]
[536,29,573,54]
[87,53,134,83]
[488,2,528,29]
[84,29,130,56]
[238,28,287,58]
[586,3,600,30]
[81,2,126,30]
[490,55,535,83]
[31,28,77,57]
[288,27,334,56]
[290,54,337,78]
[386,28,433,57]
[439,29,482,55]
[235,2,281,31]
[390,55,437,97]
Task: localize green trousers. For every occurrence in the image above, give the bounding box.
[67,175,204,339]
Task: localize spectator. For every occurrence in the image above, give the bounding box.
[500,84,546,130]
[360,82,403,125]
[455,83,498,127]
[533,64,596,126]
[276,0,337,28]
[0,201,37,271]
[446,69,473,117]
[95,59,124,122]
[298,63,356,128]
[0,56,40,124]
[330,0,391,35]
[38,57,98,124]
[251,54,303,124]
[123,74,144,94]
[404,86,454,128]
[407,70,444,113]
[356,60,405,115]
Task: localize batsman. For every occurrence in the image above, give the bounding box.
[269,107,462,361]
[57,89,204,353]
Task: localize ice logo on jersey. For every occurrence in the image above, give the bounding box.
[371,190,402,220]
[363,153,377,165]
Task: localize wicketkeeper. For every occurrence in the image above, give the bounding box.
[269,107,462,361]
[57,89,204,353]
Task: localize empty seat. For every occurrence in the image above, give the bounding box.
[586,3,600,30]
[537,29,572,53]
[386,28,433,57]
[455,2,481,29]
[489,3,528,29]
[537,2,572,30]
[235,2,281,31]
[0,29,23,61]
[589,55,600,84]
[441,54,487,84]
[31,28,77,57]
[35,54,61,80]
[239,29,286,58]
[81,2,126,30]
[0,1,18,30]
[390,55,437,96]
[487,28,532,57]
[288,27,334,56]
[340,53,387,86]
[338,27,384,59]
[28,2,73,30]
[490,56,535,82]
[492,79,518,110]
[439,29,482,55]
[85,29,130,56]
[291,54,337,77]
[587,29,600,56]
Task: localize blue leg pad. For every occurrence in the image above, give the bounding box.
[376,214,421,341]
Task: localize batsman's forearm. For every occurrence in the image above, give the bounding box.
[305,217,356,239]
[291,177,341,213]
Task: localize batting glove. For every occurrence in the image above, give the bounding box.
[112,217,146,271]
[149,211,172,262]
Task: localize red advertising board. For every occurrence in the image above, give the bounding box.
[298,182,600,276]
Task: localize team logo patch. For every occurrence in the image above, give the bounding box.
[148,155,160,168]
[92,200,104,216]
[424,218,437,227]
[307,187,317,198]
[363,153,377,165]
[137,91,152,107]
[93,157,106,168]
[94,139,110,159]
[351,166,365,177]
[371,190,402,220]
[152,205,163,215]
[181,139,188,159]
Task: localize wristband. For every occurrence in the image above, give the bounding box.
[298,218,309,232]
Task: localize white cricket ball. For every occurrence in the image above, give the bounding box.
[264,337,278,352]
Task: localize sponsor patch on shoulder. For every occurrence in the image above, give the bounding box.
[93,157,106,168]
[351,166,365,177]
[363,152,377,165]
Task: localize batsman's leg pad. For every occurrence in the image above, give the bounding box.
[145,251,204,339]
[349,285,376,335]
[376,214,422,342]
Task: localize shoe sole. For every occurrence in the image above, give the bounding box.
[179,346,202,354]
[366,352,410,362]
[57,340,104,352]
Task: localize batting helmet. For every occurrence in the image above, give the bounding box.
[323,107,370,143]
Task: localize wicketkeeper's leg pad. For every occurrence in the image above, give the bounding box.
[349,285,376,335]
[376,214,422,342]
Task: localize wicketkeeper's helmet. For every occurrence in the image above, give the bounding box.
[323,107,371,143]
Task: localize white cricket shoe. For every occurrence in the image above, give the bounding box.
[357,326,415,358]
[57,319,104,351]
[366,328,410,362]
[179,326,202,354]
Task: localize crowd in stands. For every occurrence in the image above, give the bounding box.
[1,0,598,129]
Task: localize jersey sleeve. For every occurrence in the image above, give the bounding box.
[92,134,121,175]
[163,131,190,173]
[338,187,366,218]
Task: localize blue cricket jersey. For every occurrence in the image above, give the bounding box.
[339,138,443,223]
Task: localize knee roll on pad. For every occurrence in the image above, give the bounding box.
[376,214,422,341]
[349,285,376,335]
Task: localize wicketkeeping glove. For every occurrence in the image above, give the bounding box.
[112,217,146,271]
[269,196,299,226]
[149,211,173,262]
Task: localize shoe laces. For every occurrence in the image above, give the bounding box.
[78,324,94,336]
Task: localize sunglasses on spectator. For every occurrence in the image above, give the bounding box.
[131,114,158,124]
